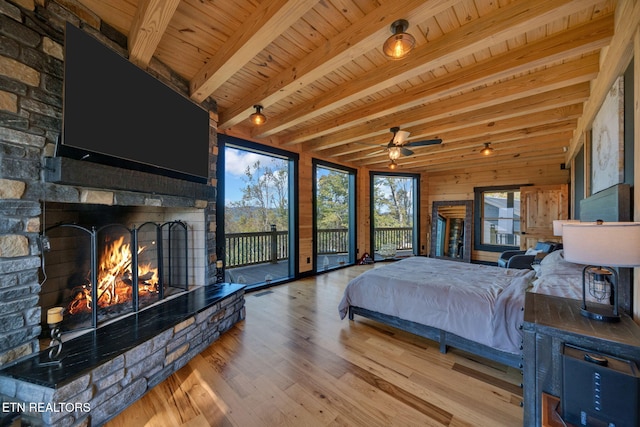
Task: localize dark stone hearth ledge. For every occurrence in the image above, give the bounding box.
[0,283,244,389]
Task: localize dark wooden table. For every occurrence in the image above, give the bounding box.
[522,292,640,426]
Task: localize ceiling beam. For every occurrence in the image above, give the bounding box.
[128,0,181,67]
[357,125,576,168]
[567,0,639,160]
[189,0,318,103]
[307,83,590,160]
[302,55,598,152]
[252,0,606,139]
[217,0,458,129]
[278,12,612,146]
[341,106,583,164]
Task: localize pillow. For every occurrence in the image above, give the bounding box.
[531,263,542,277]
[525,247,542,256]
[539,249,565,265]
[537,250,584,277]
[530,250,602,303]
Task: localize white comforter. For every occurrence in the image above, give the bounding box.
[338,257,536,354]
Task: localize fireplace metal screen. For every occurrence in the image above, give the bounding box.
[40,220,189,335]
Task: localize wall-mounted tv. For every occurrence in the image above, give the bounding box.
[60,23,210,184]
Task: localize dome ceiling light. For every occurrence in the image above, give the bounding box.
[383,19,416,60]
[250,105,267,125]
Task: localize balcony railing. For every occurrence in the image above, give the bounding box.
[225,225,288,268]
[373,227,413,250]
[225,226,413,268]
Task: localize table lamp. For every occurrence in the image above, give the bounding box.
[552,219,580,236]
[562,221,640,322]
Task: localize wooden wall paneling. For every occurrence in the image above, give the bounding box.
[298,153,313,273]
[356,167,371,259]
[426,164,570,263]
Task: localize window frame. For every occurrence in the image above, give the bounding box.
[473,185,521,253]
[369,171,420,260]
[217,134,299,288]
[312,159,357,273]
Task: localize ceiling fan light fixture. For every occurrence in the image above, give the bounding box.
[388,146,402,160]
[250,105,267,125]
[480,142,494,156]
[383,19,415,60]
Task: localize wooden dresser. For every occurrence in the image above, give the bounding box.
[522,292,640,426]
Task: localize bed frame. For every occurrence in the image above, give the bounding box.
[348,306,522,368]
[348,184,631,369]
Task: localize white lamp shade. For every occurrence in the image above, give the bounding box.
[552,219,580,236]
[562,222,640,267]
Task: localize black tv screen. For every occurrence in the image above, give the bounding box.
[61,23,209,183]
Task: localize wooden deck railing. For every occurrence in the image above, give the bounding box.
[225,226,413,268]
[225,225,288,268]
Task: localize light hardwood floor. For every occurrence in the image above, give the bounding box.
[106,265,524,426]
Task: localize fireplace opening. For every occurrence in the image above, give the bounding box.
[39,203,200,343]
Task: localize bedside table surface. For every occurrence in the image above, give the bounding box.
[523,292,640,349]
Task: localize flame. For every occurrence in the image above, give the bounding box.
[68,236,158,315]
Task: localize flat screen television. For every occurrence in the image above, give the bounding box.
[60,23,210,184]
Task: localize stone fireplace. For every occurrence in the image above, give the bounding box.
[0,1,244,425]
[38,201,206,339]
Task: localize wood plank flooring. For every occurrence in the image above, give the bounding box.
[106,265,524,426]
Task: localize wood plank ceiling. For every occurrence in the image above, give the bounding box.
[77,0,616,173]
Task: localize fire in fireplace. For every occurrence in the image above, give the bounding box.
[40,206,191,337]
[65,233,160,317]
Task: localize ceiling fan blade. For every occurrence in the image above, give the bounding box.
[393,130,410,145]
[366,149,387,156]
[400,147,414,156]
[405,138,442,147]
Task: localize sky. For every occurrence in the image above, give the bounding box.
[224,147,284,204]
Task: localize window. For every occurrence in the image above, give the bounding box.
[370,172,419,260]
[313,160,356,272]
[474,186,520,252]
[217,135,298,290]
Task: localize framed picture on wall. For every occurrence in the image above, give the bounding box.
[591,75,624,194]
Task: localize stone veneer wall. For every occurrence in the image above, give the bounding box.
[0,0,218,367]
[0,288,245,426]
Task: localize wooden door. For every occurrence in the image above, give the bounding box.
[519,184,568,250]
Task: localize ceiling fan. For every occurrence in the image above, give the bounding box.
[373,127,442,158]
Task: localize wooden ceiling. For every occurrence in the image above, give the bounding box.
[77,0,616,173]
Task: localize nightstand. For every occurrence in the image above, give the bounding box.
[522,292,640,426]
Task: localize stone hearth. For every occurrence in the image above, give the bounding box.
[0,283,244,426]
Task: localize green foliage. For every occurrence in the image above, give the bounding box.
[316,169,349,229]
[373,176,413,227]
[225,159,289,233]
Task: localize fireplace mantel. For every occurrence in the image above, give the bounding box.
[45,157,214,200]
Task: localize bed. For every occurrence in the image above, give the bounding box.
[338,257,535,367]
[339,184,632,369]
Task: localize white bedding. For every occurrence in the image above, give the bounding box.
[530,249,598,303]
[338,257,536,354]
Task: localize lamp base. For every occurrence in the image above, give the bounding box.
[580,306,621,322]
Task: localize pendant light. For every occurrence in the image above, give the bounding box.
[250,105,267,125]
[388,159,398,170]
[383,20,415,60]
[480,142,494,156]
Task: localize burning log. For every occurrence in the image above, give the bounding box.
[66,235,159,317]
